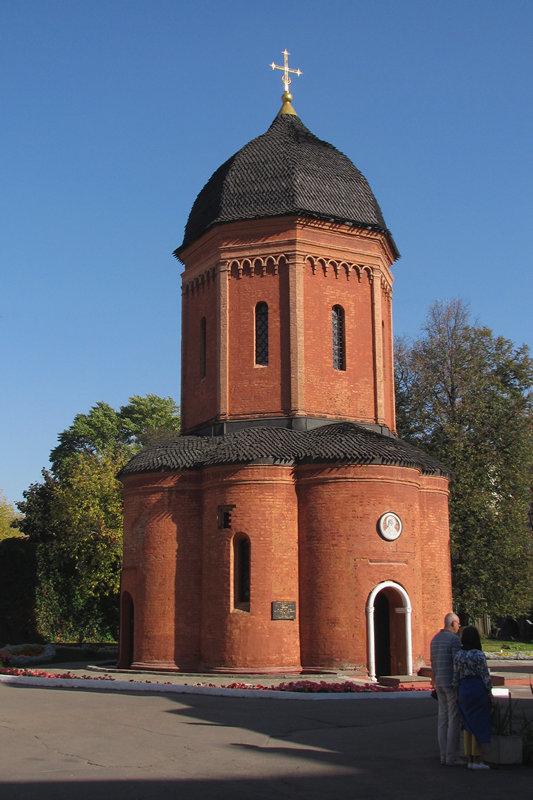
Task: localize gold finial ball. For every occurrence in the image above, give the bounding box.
[282,90,293,102]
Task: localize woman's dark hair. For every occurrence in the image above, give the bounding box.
[460,625,482,651]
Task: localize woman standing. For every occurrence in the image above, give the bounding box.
[453,626,493,769]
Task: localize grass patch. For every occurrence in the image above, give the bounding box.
[481,636,533,653]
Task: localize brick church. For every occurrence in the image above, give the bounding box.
[118,63,452,677]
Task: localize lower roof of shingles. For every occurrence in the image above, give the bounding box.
[118,422,450,478]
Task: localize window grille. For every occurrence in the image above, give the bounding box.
[234,535,251,610]
[332,305,346,370]
[218,504,235,529]
[255,302,268,365]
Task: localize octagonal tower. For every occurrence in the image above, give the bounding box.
[177,108,399,437]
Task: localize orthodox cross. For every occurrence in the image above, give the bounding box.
[270,49,302,93]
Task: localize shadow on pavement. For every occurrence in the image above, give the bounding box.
[1,681,532,800]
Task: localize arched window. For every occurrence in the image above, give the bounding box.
[332,305,346,370]
[255,302,268,366]
[200,317,206,379]
[233,534,250,611]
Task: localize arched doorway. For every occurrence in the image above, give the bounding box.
[366,581,412,680]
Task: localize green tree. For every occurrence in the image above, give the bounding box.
[395,300,533,620]
[49,394,181,473]
[15,472,56,542]
[119,394,181,447]
[35,451,126,642]
[17,394,180,642]
[0,490,21,541]
[49,401,124,475]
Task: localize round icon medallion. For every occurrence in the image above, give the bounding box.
[378,512,402,541]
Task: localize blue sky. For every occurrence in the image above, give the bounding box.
[2,0,532,505]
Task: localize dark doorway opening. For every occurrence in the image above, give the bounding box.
[374,591,391,677]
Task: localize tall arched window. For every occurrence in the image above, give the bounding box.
[332,305,346,370]
[200,317,206,379]
[233,534,250,611]
[255,302,268,366]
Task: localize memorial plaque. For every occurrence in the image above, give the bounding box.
[271,601,296,620]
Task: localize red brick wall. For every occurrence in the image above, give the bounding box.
[302,261,377,424]
[199,464,301,671]
[382,292,396,431]
[181,277,219,433]
[178,217,396,432]
[297,463,450,670]
[226,262,290,419]
[120,462,452,673]
[417,476,453,664]
[120,471,203,670]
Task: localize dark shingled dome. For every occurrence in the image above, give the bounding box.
[177,113,398,255]
[119,423,449,477]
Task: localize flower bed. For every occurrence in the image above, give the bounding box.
[0,667,115,680]
[0,643,56,666]
[210,680,427,693]
[0,668,427,693]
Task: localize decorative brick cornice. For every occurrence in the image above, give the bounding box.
[374,268,393,298]
[227,254,288,279]
[302,257,393,297]
[182,253,294,293]
[181,250,393,296]
[381,275,393,299]
[182,265,217,296]
[305,255,374,283]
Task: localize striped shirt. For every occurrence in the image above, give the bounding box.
[430,629,461,687]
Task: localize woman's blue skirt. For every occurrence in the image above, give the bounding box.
[458,676,491,743]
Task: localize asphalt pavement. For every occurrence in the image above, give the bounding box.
[1,662,532,800]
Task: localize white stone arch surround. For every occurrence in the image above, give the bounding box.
[366,581,413,680]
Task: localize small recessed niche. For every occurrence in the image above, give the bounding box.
[218,505,236,529]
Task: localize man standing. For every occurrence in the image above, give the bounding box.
[430,612,462,765]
